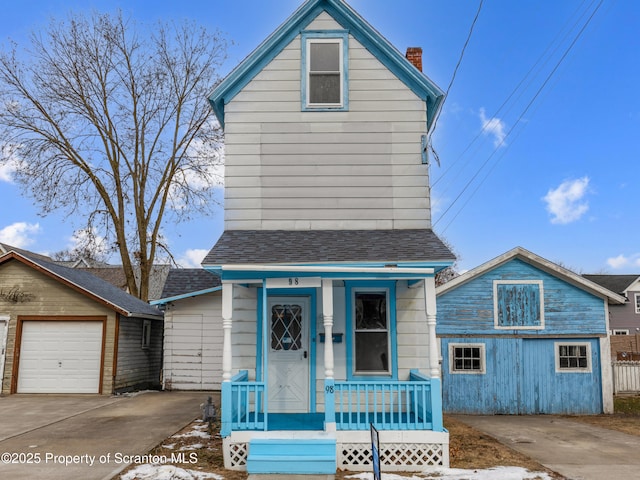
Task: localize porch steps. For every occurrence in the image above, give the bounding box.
[247,438,337,474]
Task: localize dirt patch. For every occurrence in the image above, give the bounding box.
[444,415,563,479]
[563,395,640,437]
[118,415,561,479]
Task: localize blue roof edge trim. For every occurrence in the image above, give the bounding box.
[151,286,223,306]
[208,0,444,131]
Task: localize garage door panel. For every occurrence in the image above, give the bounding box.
[17,321,103,394]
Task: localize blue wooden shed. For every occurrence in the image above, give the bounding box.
[436,247,625,415]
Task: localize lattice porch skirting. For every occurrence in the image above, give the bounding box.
[223,430,449,472]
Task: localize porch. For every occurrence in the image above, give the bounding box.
[223,370,442,433]
[216,266,449,472]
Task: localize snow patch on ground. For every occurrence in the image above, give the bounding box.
[346,467,554,480]
[120,465,553,480]
[120,464,222,480]
[172,429,211,439]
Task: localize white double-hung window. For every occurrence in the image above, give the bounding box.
[302,31,348,110]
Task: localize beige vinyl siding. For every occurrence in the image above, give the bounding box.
[114,316,162,392]
[163,293,223,390]
[0,261,117,395]
[231,286,258,378]
[396,281,430,376]
[223,12,431,231]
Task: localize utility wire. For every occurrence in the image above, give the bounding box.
[428,0,483,163]
[434,0,604,231]
[433,0,598,191]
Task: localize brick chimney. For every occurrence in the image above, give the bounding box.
[405,47,423,72]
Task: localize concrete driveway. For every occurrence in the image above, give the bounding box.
[0,391,216,480]
[454,415,640,480]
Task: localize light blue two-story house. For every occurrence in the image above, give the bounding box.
[202,0,454,474]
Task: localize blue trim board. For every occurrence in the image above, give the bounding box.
[208,0,443,130]
[220,269,437,283]
[150,286,221,305]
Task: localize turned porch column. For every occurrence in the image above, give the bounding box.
[322,279,335,379]
[322,279,336,432]
[222,282,234,382]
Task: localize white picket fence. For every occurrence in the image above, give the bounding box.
[612,361,640,394]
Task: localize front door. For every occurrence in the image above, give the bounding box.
[0,316,8,393]
[267,297,310,413]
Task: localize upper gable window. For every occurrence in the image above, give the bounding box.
[302,31,348,111]
[493,280,544,330]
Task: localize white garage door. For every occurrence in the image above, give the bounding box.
[17,321,103,393]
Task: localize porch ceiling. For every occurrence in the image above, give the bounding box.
[202,229,455,267]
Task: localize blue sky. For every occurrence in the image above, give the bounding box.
[1,0,639,274]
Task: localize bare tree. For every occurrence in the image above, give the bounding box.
[0,11,227,300]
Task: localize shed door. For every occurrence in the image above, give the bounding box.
[267,297,310,413]
[17,320,103,393]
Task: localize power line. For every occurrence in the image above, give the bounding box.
[429,0,483,163]
[433,0,598,191]
[434,0,605,231]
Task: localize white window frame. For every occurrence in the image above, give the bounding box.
[142,319,152,349]
[555,342,592,373]
[352,287,391,377]
[449,343,486,375]
[493,280,545,330]
[635,294,640,314]
[612,329,629,335]
[301,31,348,111]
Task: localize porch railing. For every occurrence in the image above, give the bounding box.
[221,370,266,436]
[332,370,443,431]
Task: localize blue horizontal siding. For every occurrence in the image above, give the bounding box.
[437,258,607,336]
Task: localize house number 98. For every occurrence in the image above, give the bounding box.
[288,278,299,285]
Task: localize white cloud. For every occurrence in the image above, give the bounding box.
[606,253,640,270]
[542,177,590,224]
[177,248,209,268]
[479,107,507,148]
[0,222,41,248]
[607,254,629,269]
[0,143,21,182]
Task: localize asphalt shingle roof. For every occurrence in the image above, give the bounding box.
[203,229,455,266]
[160,269,221,299]
[583,274,640,295]
[1,250,162,318]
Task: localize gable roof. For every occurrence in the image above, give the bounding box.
[202,229,455,267]
[583,274,640,296]
[0,250,162,319]
[0,242,53,263]
[436,246,626,304]
[209,0,444,131]
[151,269,222,305]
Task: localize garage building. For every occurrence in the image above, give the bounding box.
[0,250,163,395]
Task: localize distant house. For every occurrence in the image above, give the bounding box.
[203,0,453,474]
[0,250,163,394]
[584,274,640,336]
[437,247,625,415]
[152,269,222,391]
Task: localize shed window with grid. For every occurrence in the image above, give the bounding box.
[555,342,592,372]
[449,343,486,374]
